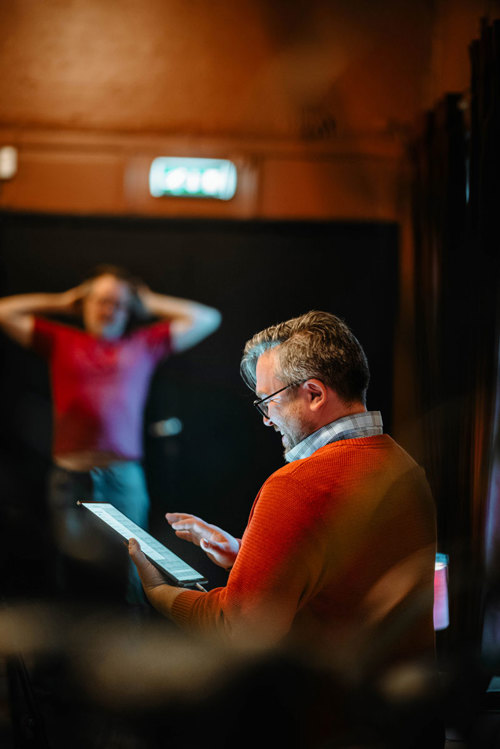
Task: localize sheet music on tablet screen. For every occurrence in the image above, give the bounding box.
[79,501,207,588]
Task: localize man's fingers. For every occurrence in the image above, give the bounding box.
[128,538,166,590]
[170,519,203,534]
[166,512,192,523]
[128,537,146,564]
[173,530,194,542]
[166,512,181,523]
[166,512,210,547]
[128,537,154,573]
[200,538,222,552]
[128,537,141,553]
[199,538,236,569]
[167,514,197,533]
[170,521,192,530]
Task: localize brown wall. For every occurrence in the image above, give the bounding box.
[0,0,490,221]
[0,0,497,454]
[0,0,437,138]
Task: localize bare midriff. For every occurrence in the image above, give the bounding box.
[54,450,131,472]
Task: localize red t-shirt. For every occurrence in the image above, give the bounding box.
[33,317,172,460]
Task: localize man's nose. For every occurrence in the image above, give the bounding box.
[102,301,119,313]
[263,414,274,428]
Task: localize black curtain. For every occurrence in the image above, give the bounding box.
[0,215,399,599]
[469,19,500,672]
[410,17,500,680]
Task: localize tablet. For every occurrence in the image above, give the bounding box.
[78,501,207,589]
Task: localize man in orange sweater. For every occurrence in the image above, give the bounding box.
[129,311,437,671]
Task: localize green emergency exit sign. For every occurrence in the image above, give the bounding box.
[149,157,237,200]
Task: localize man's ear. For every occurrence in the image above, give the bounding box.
[303,379,327,411]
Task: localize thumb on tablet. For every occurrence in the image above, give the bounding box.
[128,537,148,569]
[128,538,166,590]
[128,537,142,555]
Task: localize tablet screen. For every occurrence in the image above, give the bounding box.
[79,501,207,588]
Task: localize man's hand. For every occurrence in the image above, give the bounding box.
[128,538,183,617]
[130,283,155,321]
[166,513,240,569]
[57,281,92,315]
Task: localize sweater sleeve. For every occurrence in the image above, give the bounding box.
[170,473,325,644]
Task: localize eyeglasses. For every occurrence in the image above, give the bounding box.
[253,381,305,418]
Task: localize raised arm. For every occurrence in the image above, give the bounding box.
[0,283,89,348]
[137,287,221,353]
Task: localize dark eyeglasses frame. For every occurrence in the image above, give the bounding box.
[253,381,305,418]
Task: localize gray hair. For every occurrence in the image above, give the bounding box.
[240,310,370,405]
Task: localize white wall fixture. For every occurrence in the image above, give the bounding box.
[0,146,18,180]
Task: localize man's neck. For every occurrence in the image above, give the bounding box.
[314,401,367,432]
[284,410,382,464]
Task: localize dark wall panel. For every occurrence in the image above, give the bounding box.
[0,212,398,591]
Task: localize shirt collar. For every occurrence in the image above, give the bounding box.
[284,410,383,463]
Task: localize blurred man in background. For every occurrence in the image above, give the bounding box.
[0,265,221,604]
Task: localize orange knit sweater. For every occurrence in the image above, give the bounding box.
[171,435,437,666]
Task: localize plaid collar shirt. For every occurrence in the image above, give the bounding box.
[284,410,384,463]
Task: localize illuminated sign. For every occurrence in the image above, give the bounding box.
[149,157,237,200]
[434,553,449,631]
